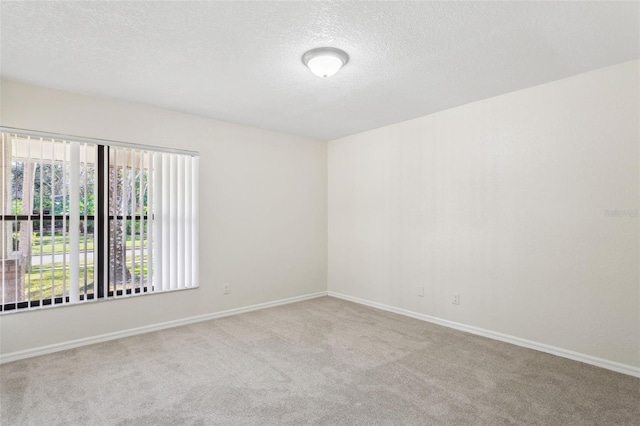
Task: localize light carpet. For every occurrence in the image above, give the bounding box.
[1,296,638,425]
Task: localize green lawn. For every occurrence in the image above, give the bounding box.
[31,235,146,255]
[26,256,149,300]
[24,261,95,300]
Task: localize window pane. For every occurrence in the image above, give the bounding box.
[108,148,150,295]
[1,134,97,308]
[2,129,197,311]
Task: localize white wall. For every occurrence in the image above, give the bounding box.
[0,80,327,355]
[2,61,638,371]
[328,60,639,368]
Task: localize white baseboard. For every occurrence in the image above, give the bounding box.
[5,289,638,378]
[328,291,640,378]
[0,291,328,364]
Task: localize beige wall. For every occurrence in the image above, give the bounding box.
[328,60,639,368]
[0,80,327,355]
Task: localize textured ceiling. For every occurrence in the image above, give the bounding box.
[1,1,638,141]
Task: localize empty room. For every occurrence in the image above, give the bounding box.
[0,1,638,425]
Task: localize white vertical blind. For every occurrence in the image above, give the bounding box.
[138,151,144,292]
[69,142,80,303]
[131,149,138,291]
[145,151,152,292]
[49,140,56,303]
[161,153,170,291]
[192,157,199,289]
[184,158,192,289]
[111,145,118,295]
[148,151,199,292]
[26,136,33,303]
[177,156,184,289]
[89,146,200,296]
[169,155,177,290]
[1,129,198,312]
[38,139,44,302]
[100,145,109,296]
[0,134,96,309]
[83,143,90,298]
[62,141,68,301]
[153,152,163,292]
[120,150,127,295]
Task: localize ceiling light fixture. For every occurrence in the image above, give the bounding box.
[302,47,349,78]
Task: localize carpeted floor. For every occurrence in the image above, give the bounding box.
[1,296,639,425]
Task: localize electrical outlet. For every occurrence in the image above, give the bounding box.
[417,286,424,297]
[452,293,460,305]
[224,283,230,295]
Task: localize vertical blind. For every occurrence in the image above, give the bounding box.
[0,129,199,311]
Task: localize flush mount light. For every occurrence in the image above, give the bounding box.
[302,47,349,78]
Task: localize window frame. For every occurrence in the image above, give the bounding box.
[0,127,199,313]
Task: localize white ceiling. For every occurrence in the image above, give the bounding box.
[1,1,638,141]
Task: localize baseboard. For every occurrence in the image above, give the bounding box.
[328,291,640,378]
[0,291,328,364]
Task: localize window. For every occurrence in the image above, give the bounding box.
[0,128,199,312]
